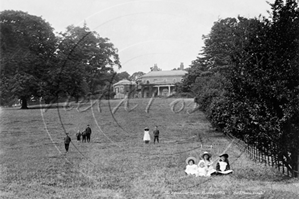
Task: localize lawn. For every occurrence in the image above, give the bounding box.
[0,98,298,199]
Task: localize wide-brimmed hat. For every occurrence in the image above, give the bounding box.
[201,151,212,159]
[186,157,197,164]
[144,127,149,130]
[219,153,229,159]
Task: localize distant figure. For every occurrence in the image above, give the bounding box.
[143,127,150,144]
[64,133,71,153]
[76,130,81,142]
[185,157,198,175]
[215,154,233,175]
[85,125,92,143]
[153,125,160,144]
[82,130,87,143]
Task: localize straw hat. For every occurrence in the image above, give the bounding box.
[201,151,212,159]
[186,157,197,164]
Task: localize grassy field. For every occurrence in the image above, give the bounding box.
[0,98,298,199]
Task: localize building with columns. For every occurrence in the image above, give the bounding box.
[137,63,187,98]
[112,63,187,99]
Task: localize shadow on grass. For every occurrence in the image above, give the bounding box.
[3,105,66,110]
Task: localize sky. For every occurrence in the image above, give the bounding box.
[1,0,272,75]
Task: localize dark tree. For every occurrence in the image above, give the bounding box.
[0,10,57,108]
[55,24,121,100]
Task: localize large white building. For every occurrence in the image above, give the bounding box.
[113,63,187,98]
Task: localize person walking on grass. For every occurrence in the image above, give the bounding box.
[85,124,92,143]
[64,133,71,153]
[153,125,160,144]
[143,127,150,144]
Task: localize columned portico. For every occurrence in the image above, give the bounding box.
[138,68,187,98]
[152,85,173,97]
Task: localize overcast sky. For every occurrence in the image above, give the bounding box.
[1,0,271,74]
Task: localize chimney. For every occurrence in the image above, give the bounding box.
[153,64,158,71]
[180,62,184,70]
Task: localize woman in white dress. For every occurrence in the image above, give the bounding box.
[143,127,151,144]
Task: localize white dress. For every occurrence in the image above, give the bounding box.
[185,164,198,175]
[197,160,207,176]
[197,160,216,176]
[143,130,150,141]
[216,161,233,174]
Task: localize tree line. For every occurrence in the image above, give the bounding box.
[177,0,298,176]
[0,10,125,108]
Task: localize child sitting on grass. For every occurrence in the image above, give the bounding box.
[196,159,207,176]
[185,157,198,175]
[197,151,216,177]
[215,153,233,175]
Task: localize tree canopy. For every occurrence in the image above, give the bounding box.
[179,0,298,176]
[0,10,57,108]
[0,11,121,107]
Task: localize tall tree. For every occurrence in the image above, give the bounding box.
[55,24,121,99]
[228,0,298,166]
[179,17,263,94]
[115,71,130,82]
[129,71,145,81]
[0,10,57,108]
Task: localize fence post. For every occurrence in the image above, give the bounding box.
[296,153,299,180]
[253,146,255,161]
[267,148,270,166]
[277,152,280,171]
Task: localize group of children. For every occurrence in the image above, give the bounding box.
[143,126,160,144]
[76,125,92,143]
[64,125,92,153]
[185,151,233,177]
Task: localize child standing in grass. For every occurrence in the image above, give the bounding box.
[153,125,160,144]
[64,133,71,153]
[143,127,150,144]
[76,129,81,142]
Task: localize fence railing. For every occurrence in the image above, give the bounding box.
[225,133,298,178]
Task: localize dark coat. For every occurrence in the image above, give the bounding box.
[85,127,92,135]
[64,135,71,144]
